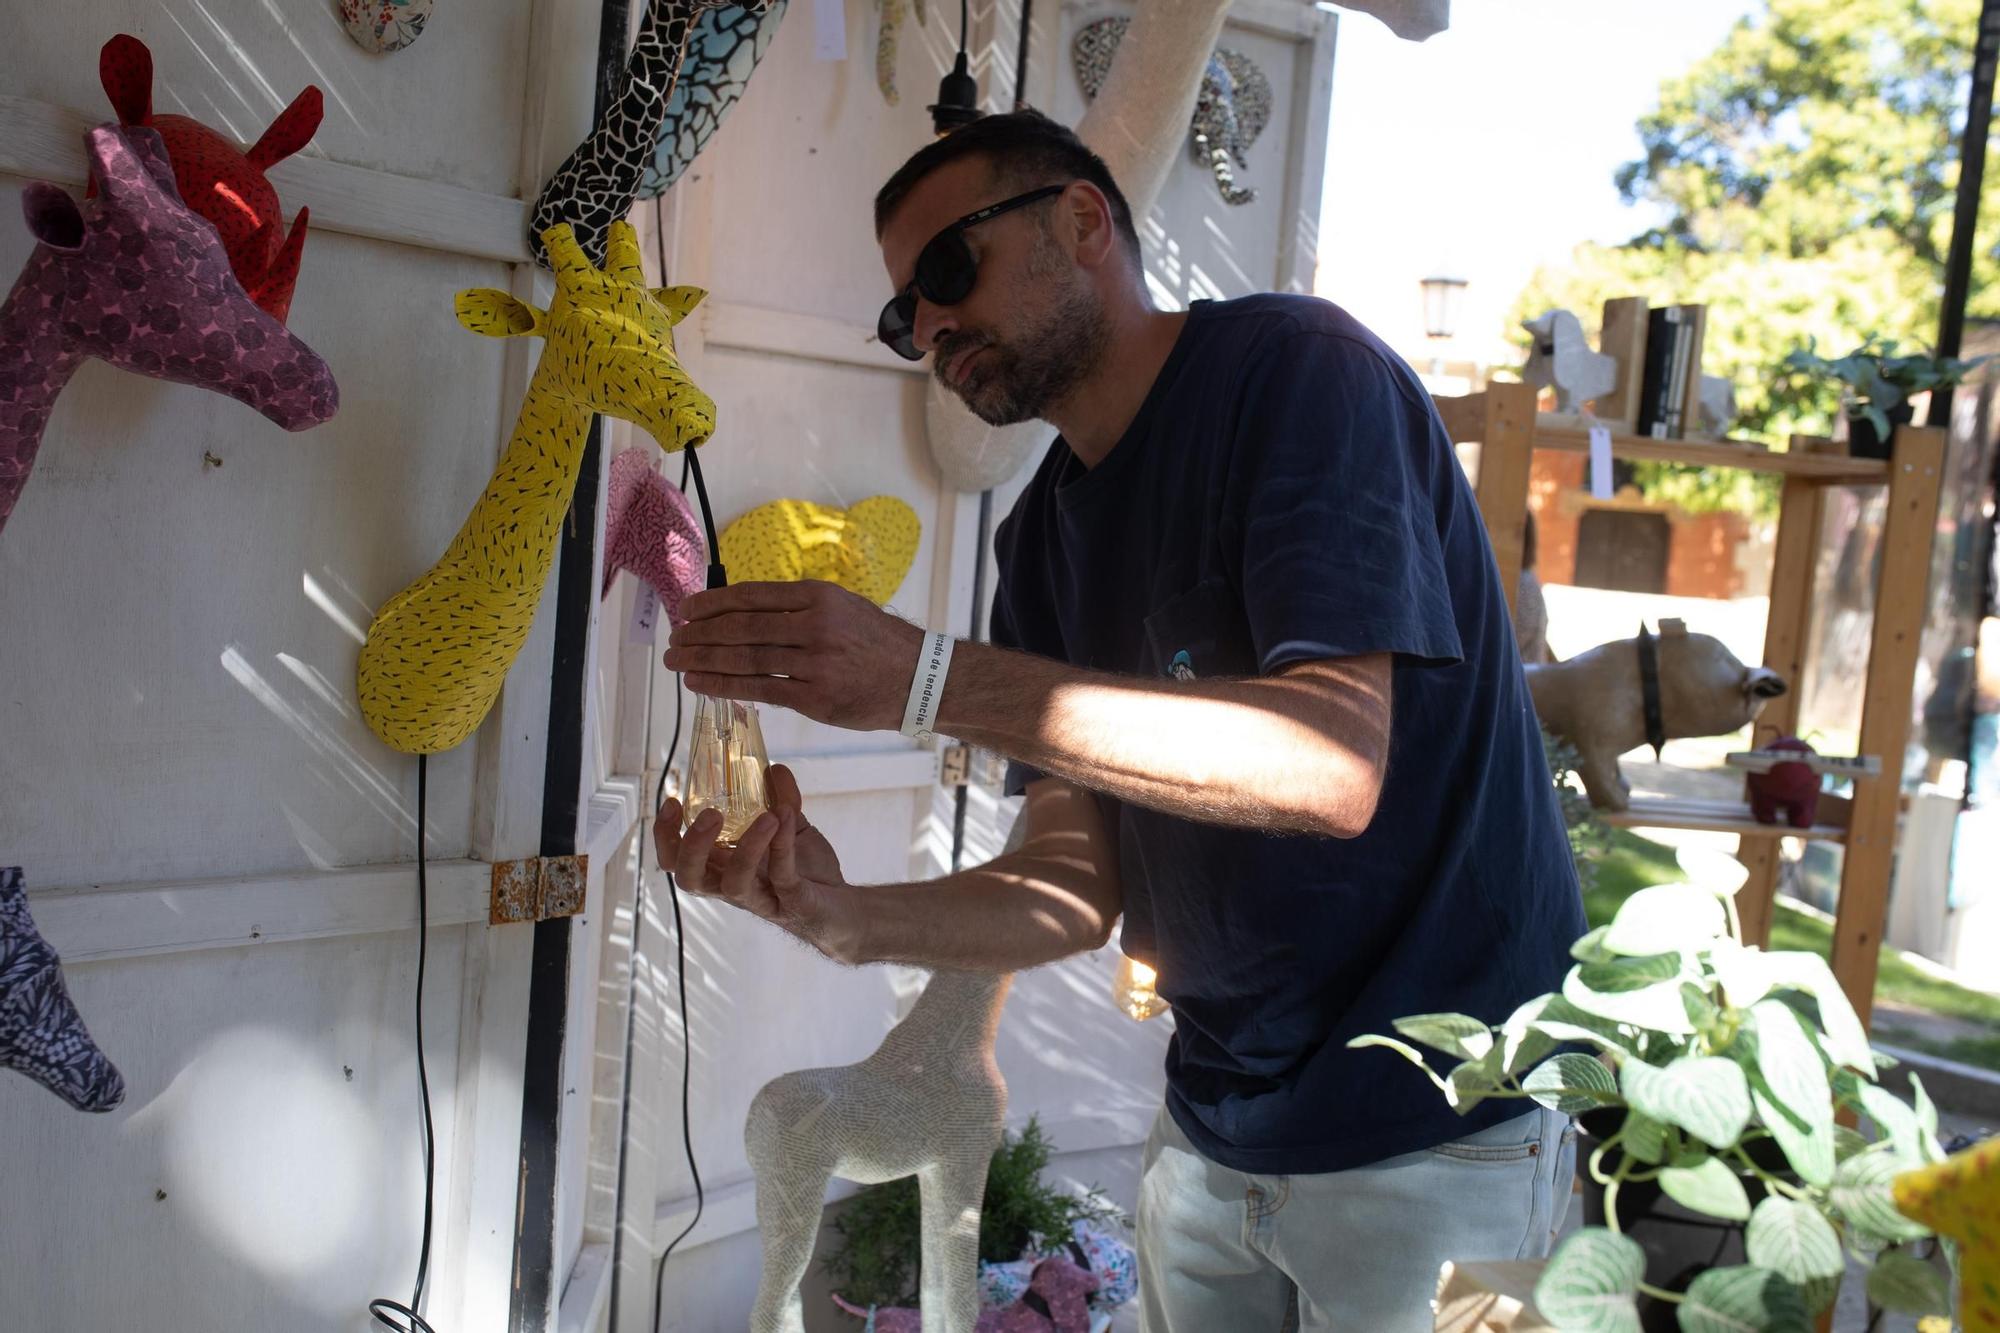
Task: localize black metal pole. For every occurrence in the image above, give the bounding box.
[509,1,631,1326]
[1931,0,2000,422]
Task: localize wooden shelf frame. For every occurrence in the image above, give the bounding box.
[1438,383,1948,1026]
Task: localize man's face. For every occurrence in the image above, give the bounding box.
[879,158,1107,426]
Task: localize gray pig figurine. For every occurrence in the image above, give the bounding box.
[1526,619,1786,811]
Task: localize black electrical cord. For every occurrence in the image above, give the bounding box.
[649,448,706,1333]
[371,753,439,1333]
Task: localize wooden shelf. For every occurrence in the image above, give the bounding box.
[1598,795,1848,842]
[1530,420,1890,484]
[1432,391,1890,483]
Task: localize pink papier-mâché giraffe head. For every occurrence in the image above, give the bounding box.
[0,124,338,537]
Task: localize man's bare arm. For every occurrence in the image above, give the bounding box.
[826,777,1121,970]
[663,581,1394,839]
[935,645,1391,838]
[660,771,1122,973]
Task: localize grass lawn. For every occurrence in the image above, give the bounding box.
[1583,827,2000,1071]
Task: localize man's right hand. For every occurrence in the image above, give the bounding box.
[653,764,861,962]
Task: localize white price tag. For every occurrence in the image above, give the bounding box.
[1588,424,1615,500]
[627,582,661,645]
[813,0,847,62]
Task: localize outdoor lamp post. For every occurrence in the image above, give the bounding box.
[1420,272,1468,378]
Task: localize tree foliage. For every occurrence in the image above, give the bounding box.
[1509,0,1992,512]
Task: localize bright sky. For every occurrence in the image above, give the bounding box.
[1316,0,1758,368]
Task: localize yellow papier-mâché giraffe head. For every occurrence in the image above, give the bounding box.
[455,221,714,450]
[356,221,717,756]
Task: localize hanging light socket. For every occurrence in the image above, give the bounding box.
[929,50,983,136]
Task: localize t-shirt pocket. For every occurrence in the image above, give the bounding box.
[1142,577,1257,682]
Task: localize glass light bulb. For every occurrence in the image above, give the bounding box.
[683,695,770,847]
[1112,955,1168,1022]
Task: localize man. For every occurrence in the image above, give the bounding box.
[655,110,1585,1331]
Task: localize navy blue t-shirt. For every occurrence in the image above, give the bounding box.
[990,293,1585,1175]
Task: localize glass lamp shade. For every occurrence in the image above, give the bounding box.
[683,695,771,846]
[1420,274,1468,341]
[1112,954,1169,1022]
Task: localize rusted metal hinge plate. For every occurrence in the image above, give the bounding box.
[490,854,590,924]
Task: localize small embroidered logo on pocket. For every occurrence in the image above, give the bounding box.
[1169,650,1196,681]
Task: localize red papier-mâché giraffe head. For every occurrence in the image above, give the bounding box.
[0,125,340,538]
[99,33,322,323]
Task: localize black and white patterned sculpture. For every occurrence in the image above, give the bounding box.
[637,0,791,199]
[745,968,1011,1333]
[1072,17,1271,206]
[529,0,773,268]
[0,868,125,1112]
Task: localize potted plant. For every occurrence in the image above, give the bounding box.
[1352,880,1958,1331]
[822,1116,1129,1319]
[1782,338,1988,459]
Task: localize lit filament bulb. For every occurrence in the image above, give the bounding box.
[683,694,770,846]
[1113,955,1168,1022]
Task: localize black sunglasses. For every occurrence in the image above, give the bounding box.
[877,185,1068,361]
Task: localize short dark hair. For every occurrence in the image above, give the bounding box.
[873,109,1142,263]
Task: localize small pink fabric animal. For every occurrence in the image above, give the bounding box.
[600,445,706,620]
[0,124,339,537]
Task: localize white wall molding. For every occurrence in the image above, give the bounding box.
[700,300,927,377]
[0,94,533,266]
[31,860,492,964]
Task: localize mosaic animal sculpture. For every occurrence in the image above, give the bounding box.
[1072,17,1271,207]
[0,125,339,539]
[1521,309,1618,415]
[0,867,125,1112]
[1525,619,1786,811]
[874,0,925,105]
[638,1,790,198]
[99,34,322,323]
[339,0,435,53]
[717,495,920,606]
[924,0,1233,494]
[356,221,715,754]
[529,0,772,269]
[600,444,706,622]
[747,968,1011,1333]
[1893,1135,2000,1330]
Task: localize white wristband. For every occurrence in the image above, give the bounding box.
[900,631,955,741]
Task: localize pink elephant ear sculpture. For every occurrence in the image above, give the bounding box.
[0,124,339,538]
[600,445,707,621]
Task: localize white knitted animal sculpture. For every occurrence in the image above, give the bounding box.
[1522,309,1619,414]
[745,967,1012,1332]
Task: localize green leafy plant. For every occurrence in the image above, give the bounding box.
[1545,729,1609,896]
[1351,881,1956,1331]
[1782,337,1988,439]
[821,1115,1127,1309]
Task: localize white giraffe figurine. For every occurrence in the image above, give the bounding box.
[745,967,1012,1333]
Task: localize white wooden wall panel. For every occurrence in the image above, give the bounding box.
[9,1,534,198]
[0,219,509,885]
[0,1,615,1328]
[0,927,471,1329]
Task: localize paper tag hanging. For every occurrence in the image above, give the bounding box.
[627,583,662,644]
[813,0,847,62]
[1588,425,1615,500]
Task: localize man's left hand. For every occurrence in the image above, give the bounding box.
[664,580,923,732]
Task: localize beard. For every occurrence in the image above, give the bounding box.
[934,268,1109,427]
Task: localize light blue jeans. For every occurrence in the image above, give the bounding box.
[1137,1105,1576,1332]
